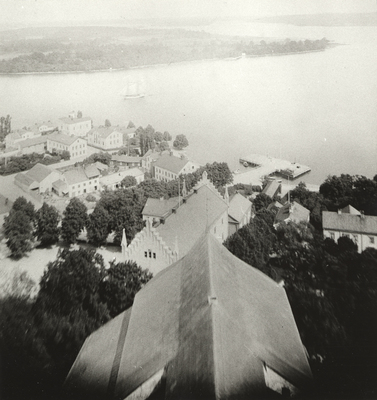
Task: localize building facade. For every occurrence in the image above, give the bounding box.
[58,115,92,137]
[87,127,123,150]
[323,206,377,253]
[122,172,229,275]
[47,133,87,159]
[154,153,199,182]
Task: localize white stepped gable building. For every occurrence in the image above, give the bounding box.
[122,171,251,276]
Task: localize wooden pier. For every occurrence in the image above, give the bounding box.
[233,154,311,185]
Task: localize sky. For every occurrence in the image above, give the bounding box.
[0,0,376,25]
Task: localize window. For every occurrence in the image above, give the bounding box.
[330,232,335,240]
[370,236,375,244]
[144,251,148,258]
[153,253,156,259]
[149,251,152,258]
[72,185,75,189]
[78,184,80,188]
[352,234,358,243]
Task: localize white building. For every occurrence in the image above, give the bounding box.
[58,114,92,137]
[323,205,377,253]
[47,132,87,159]
[87,127,123,151]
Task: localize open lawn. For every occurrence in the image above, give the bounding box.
[0,239,123,298]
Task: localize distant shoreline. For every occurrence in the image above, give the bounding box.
[0,47,332,76]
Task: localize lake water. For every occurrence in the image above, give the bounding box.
[1,22,376,184]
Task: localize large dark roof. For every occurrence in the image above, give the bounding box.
[323,211,377,234]
[154,153,189,174]
[65,233,312,400]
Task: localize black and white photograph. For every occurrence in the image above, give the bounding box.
[0,1,377,399]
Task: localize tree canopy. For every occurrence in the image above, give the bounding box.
[61,197,88,244]
[173,134,189,150]
[35,203,60,246]
[3,197,35,259]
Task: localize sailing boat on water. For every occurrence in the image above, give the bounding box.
[123,77,146,99]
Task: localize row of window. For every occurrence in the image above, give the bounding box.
[71,185,98,197]
[329,231,375,244]
[71,180,98,190]
[144,250,156,259]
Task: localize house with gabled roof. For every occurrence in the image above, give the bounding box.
[61,165,100,198]
[228,191,253,235]
[65,233,312,400]
[111,154,142,169]
[17,135,48,155]
[122,171,228,275]
[154,153,199,182]
[274,201,310,228]
[87,127,123,151]
[262,179,282,199]
[47,132,87,159]
[142,197,180,224]
[14,163,61,194]
[323,205,377,252]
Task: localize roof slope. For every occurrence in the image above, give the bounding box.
[155,184,228,257]
[323,211,377,234]
[228,193,251,223]
[142,197,180,218]
[65,233,312,400]
[262,180,281,198]
[89,127,121,139]
[275,201,310,224]
[25,163,54,183]
[48,132,80,146]
[154,154,189,174]
[64,167,89,185]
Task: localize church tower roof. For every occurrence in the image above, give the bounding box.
[65,233,312,400]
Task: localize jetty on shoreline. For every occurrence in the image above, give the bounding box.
[233,154,311,185]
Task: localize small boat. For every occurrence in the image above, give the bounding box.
[123,78,146,99]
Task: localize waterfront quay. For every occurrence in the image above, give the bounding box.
[233,154,311,186]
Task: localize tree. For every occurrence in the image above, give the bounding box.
[158,141,170,152]
[253,193,272,211]
[320,174,354,210]
[97,188,146,245]
[100,261,152,317]
[121,175,137,188]
[83,151,111,166]
[204,162,233,187]
[173,134,189,149]
[12,196,36,221]
[105,119,111,127]
[127,121,135,129]
[77,110,83,118]
[61,150,70,160]
[153,131,163,142]
[61,198,88,244]
[163,131,172,141]
[3,210,34,259]
[36,248,109,320]
[86,206,110,246]
[35,203,60,246]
